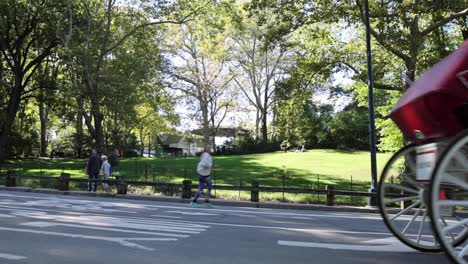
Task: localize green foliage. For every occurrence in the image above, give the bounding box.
[1,0,466,163]
[329,104,370,150]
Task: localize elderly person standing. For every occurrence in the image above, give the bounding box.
[86,149,101,192]
[100,155,111,192]
[191,146,213,208]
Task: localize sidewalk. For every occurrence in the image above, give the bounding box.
[0,185,380,214]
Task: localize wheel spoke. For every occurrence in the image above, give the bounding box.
[454,215,468,231]
[436,199,468,207]
[385,196,419,205]
[385,184,419,194]
[390,201,421,221]
[441,217,457,241]
[400,173,418,188]
[441,173,468,191]
[458,243,468,259]
[453,150,468,172]
[442,217,468,233]
[416,208,428,243]
[402,204,423,234]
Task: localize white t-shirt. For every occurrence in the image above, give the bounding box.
[197,152,212,176]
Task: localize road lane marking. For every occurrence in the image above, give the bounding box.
[151,215,182,219]
[164,211,220,216]
[20,221,190,238]
[0,206,210,229]
[0,200,137,214]
[0,226,175,251]
[0,193,384,220]
[0,253,27,260]
[0,205,210,230]
[278,237,417,252]
[0,214,15,218]
[12,211,205,234]
[159,219,435,238]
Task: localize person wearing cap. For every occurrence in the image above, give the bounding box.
[100,155,111,192]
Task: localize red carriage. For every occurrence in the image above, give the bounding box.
[378,40,468,263]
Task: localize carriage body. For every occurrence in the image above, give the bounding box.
[389,41,468,144]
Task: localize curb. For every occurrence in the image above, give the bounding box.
[0,186,380,214]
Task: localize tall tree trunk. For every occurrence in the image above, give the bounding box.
[255,109,260,142]
[139,128,144,157]
[0,77,24,163]
[76,98,85,158]
[201,101,211,150]
[211,132,216,153]
[261,110,267,144]
[83,73,105,154]
[262,82,269,143]
[39,98,49,157]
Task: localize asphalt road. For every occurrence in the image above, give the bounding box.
[0,190,451,264]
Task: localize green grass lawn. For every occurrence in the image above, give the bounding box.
[0,150,395,205]
[1,150,393,191]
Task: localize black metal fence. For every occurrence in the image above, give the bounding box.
[0,170,376,206]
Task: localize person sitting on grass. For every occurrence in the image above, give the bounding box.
[191,146,213,208]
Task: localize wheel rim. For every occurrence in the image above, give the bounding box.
[430,134,468,264]
[379,144,441,251]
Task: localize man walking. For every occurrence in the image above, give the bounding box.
[191,146,213,208]
[87,149,100,192]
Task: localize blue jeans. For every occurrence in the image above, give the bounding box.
[193,175,212,203]
[88,173,98,192]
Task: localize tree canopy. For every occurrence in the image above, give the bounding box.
[0,0,466,161]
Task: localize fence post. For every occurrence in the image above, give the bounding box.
[239,175,242,200]
[58,173,70,191]
[326,185,335,206]
[317,174,320,203]
[6,170,16,187]
[182,179,192,199]
[116,174,127,195]
[145,164,148,181]
[213,169,216,197]
[251,181,259,202]
[282,170,285,202]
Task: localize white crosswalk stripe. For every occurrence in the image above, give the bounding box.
[0,198,212,252]
[0,252,27,260]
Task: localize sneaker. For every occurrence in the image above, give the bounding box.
[204,202,212,207]
[191,202,199,208]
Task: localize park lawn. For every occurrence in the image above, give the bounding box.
[1,150,393,191]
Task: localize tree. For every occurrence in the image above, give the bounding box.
[64,0,208,153]
[167,2,236,149]
[349,0,468,90]
[329,103,370,150]
[230,6,294,143]
[35,58,60,157]
[0,0,66,162]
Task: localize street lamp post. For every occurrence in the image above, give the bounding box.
[364,0,378,206]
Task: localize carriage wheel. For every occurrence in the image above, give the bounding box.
[430,131,468,264]
[378,144,442,252]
